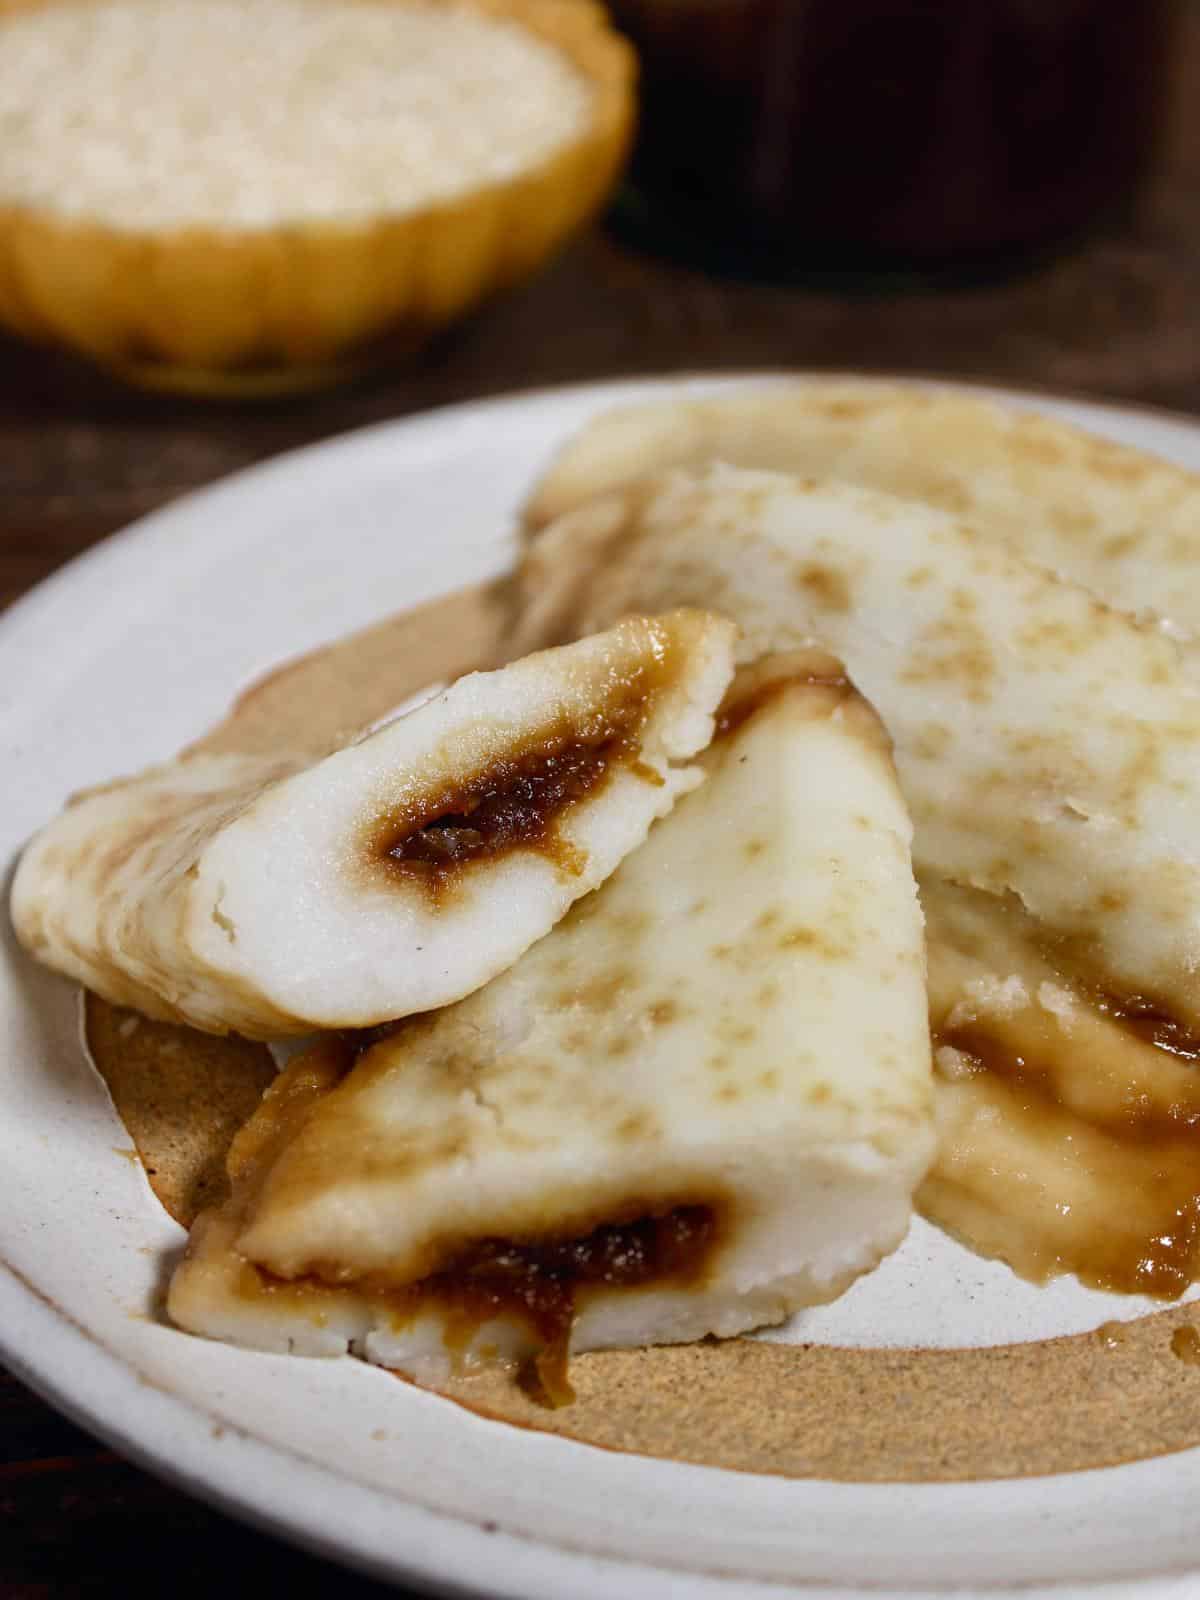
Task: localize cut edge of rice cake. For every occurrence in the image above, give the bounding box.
[11,609,736,1037]
[168,654,934,1402]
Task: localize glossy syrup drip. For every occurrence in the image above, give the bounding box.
[407,1206,718,1404]
[921,877,1200,1298]
[243,1202,721,1407]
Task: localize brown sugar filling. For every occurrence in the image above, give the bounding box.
[250,1203,720,1407]
[381,735,620,881]
[362,648,680,899]
[407,1204,718,1405]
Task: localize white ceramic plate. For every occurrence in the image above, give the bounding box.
[5,375,1200,1600]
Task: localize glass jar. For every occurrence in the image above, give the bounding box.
[609,0,1177,281]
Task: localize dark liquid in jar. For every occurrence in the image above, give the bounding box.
[610,0,1174,275]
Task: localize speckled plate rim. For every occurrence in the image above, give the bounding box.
[5,373,1200,1600]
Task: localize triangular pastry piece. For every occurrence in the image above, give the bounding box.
[168,655,934,1397]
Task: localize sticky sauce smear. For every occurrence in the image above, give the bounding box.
[920,876,1200,1297]
[389,1205,718,1405]
[1171,1325,1200,1365]
[1095,1320,1132,1350]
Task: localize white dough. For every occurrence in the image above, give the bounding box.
[519,465,1200,1024]
[12,612,735,1036]
[168,656,934,1385]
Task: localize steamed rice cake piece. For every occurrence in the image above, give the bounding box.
[12,612,735,1038]
[525,381,1200,637]
[518,465,1200,1028]
[167,655,934,1397]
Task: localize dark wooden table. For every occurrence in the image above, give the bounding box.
[5,14,1200,1593]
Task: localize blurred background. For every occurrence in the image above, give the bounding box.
[2,0,1197,1593]
[0,0,1196,609]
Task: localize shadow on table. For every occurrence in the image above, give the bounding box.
[4,1427,414,1597]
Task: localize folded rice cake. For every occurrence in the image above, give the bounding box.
[525,381,1200,638]
[168,655,934,1397]
[12,612,734,1037]
[520,465,1200,1028]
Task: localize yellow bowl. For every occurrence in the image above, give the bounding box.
[0,0,635,396]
